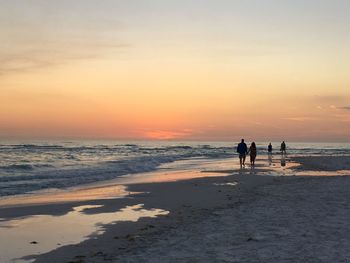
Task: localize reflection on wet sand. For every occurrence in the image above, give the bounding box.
[295,170,350,177]
[268,153,273,166]
[0,185,131,208]
[203,155,300,177]
[0,167,231,208]
[0,204,169,263]
[249,168,257,175]
[281,154,286,167]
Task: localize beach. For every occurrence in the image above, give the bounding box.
[0,152,349,263]
[3,1,350,262]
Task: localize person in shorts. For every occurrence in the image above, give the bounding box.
[237,139,248,168]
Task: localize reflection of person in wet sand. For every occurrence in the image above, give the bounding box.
[237,139,248,168]
[268,152,273,166]
[248,142,257,167]
[281,154,286,167]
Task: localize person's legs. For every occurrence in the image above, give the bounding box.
[242,154,246,166]
[251,155,256,166]
[239,155,243,168]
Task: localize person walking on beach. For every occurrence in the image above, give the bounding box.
[267,143,273,165]
[237,139,248,168]
[268,143,273,153]
[249,142,257,167]
[280,141,287,155]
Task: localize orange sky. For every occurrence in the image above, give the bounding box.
[1,1,350,141]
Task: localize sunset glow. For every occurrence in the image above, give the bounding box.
[1,1,350,141]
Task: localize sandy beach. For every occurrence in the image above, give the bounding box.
[0,155,349,263]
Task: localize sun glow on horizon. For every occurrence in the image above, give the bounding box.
[1,1,350,142]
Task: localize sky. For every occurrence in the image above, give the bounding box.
[1,0,350,141]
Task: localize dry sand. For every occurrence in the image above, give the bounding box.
[110,176,350,263]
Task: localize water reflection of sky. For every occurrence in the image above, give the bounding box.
[0,204,169,263]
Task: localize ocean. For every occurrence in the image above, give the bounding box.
[1,140,350,197]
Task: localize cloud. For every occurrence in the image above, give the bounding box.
[0,41,130,76]
[313,95,346,102]
[282,117,317,122]
[143,130,193,140]
[0,5,130,76]
[311,95,349,109]
[338,106,350,111]
[310,96,350,112]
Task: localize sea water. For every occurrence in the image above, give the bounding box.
[1,140,350,197]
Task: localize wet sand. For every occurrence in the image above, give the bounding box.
[292,155,350,171]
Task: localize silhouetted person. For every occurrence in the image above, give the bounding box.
[237,139,248,168]
[249,142,257,166]
[268,143,273,153]
[280,141,286,154]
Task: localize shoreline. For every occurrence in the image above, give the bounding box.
[0,157,235,209]
[1,155,350,262]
